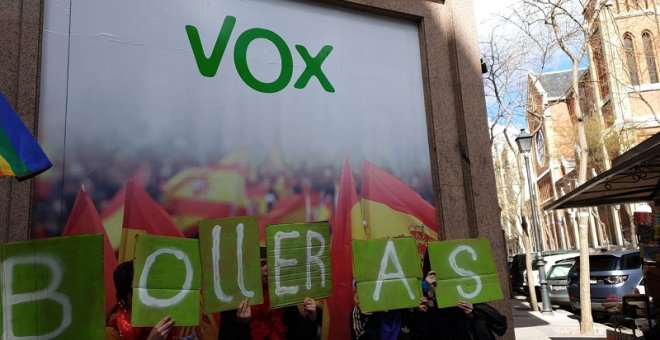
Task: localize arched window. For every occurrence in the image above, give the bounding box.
[642,31,658,83]
[624,34,640,85]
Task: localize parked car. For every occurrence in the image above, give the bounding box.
[547,257,576,307]
[509,250,578,297]
[567,249,643,315]
[510,253,527,295]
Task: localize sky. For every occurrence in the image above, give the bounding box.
[472,0,577,71]
[472,0,518,42]
[471,0,578,131]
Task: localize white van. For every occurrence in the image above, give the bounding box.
[524,251,579,296]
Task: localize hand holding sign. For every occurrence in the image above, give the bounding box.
[147,316,176,340]
[456,301,474,318]
[303,297,317,321]
[236,298,251,323]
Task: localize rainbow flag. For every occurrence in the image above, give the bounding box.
[0,92,51,180]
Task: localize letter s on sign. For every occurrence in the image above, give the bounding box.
[448,245,482,299]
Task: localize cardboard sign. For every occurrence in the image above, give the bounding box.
[352,237,422,312]
[0,234,104,338]
[428,238,503,308]
[132,234,201,326]
[266,222,331,308]
[118,228,146,263]
[198,216,263,313]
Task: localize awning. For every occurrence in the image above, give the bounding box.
[544,132,660,210]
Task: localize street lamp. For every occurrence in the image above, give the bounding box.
[516,129,553,314]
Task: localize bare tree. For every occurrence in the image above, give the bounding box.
[484,1,659,331]
[482,0,596,332]
[482,16,559,310]
[523,0,596,332]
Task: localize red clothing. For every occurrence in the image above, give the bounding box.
[105,305,158,340]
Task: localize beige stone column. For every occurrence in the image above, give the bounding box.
[0,0,43,242]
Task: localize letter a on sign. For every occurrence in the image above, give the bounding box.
[352,237,422,312]
[198,216,263,313]
[427,237,503,308]
[0,234,104,339]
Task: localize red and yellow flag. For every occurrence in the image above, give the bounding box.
[123,179,184,238]
[258,191,332,245]
[100,169,150,249]
[101,185,125,250]
[361,161,438,255]
[326,157,363,340]
[162,164,249,235]
[62,187,118,316]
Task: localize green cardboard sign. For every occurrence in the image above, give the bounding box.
[266,222,331,308]
[132,234,201,326]
[0,234,104,338]
[352,237,422,312]
[198,216,263,313]
[428,238,503,308]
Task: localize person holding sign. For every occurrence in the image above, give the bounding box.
[421,246,507,339]
[218,247,321,339]
[105,261,217,340]
[350,296,430,339]
[350,237,430,339]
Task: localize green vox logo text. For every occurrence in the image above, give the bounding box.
[186,16,335,94]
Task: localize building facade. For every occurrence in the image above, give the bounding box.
[519,0,660,252]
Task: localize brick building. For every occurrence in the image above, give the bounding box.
[522,0,660,252]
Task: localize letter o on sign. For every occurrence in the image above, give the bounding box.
[138,248,193,307]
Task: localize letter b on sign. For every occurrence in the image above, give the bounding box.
[0,235,105,339]
[427,238,503,308]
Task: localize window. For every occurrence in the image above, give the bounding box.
[624,34,640,85]
[547,263,573,279]
[590,255,618,271]
[642,31,658,83]
[592,29,610,99]
[621,253,642,270]
[535,130,546,166]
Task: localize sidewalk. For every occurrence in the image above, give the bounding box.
[512,299,623,339]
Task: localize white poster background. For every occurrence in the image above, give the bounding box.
[37,0,432,229]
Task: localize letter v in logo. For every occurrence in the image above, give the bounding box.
[186,16,236,77]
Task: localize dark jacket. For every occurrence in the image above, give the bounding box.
[351,306,427,340]
[423,304,507,340]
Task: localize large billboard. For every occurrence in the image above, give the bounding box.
[33,0,434,241]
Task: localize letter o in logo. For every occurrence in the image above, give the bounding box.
[234,28,294,93]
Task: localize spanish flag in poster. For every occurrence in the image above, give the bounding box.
[0,92,51,180]
[163,164,250,235]
[325,157,363,340]
[62,187,118,316]
[360,160,438,256]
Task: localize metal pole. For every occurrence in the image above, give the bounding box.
[523,153,553,314]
